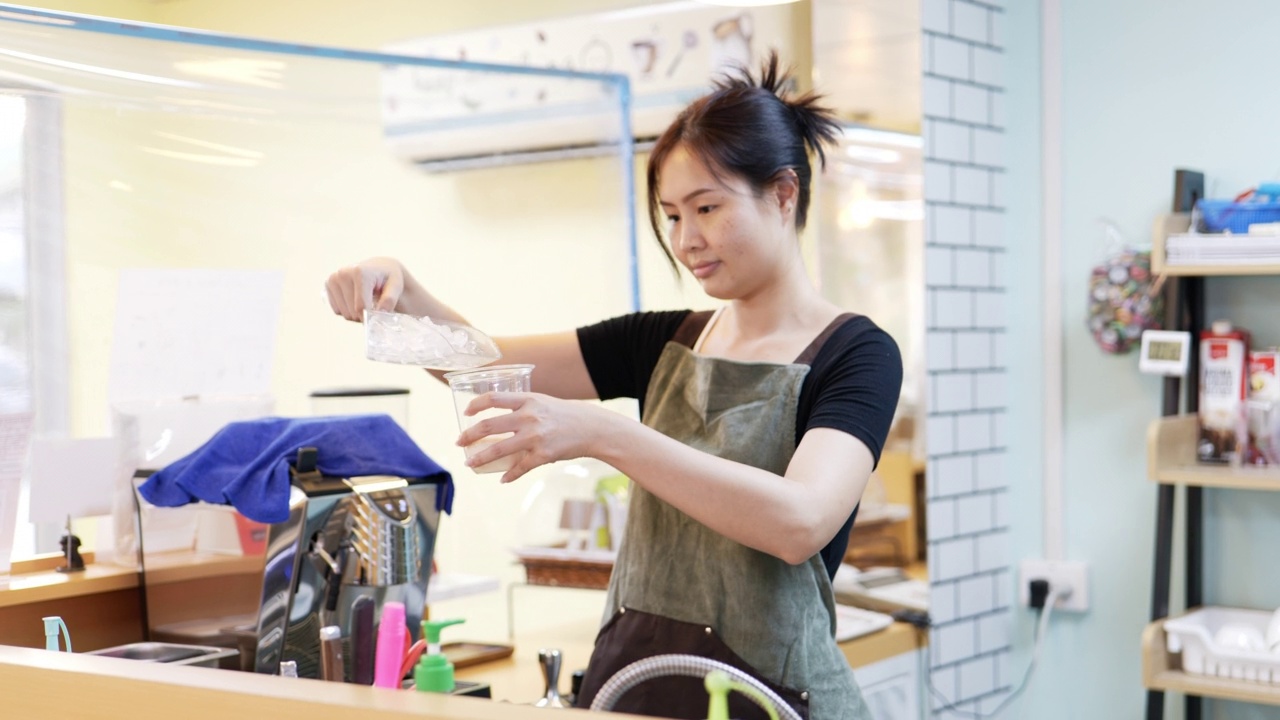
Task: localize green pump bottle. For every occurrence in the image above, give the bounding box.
[414,618,465,693]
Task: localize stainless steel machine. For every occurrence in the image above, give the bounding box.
[134,446,446,679]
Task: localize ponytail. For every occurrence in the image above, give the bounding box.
[737,51,840,170]
[646,50,841,270]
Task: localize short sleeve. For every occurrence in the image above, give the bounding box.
[802,317,903,579]
[576,311,691,402]
[798,317,904,466]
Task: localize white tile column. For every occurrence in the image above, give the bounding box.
[922,0,1011,714]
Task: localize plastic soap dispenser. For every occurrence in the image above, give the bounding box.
[414,618,465,693]
[42,616,72,653]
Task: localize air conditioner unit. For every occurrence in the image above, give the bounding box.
[381,1,801,172]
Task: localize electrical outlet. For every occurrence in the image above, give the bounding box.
[1018,559,1089,613]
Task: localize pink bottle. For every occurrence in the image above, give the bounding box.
[373,601,407,689]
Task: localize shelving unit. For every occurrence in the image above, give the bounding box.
[1144,222,1280,718]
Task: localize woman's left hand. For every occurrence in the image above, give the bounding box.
[455,392,616,483]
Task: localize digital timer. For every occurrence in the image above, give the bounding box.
[1138,330,1192,377]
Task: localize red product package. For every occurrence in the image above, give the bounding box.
[1199,321,1251,464]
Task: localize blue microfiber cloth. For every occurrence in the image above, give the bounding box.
[137,414,454,524]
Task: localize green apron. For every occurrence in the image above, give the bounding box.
[576,312,871,720]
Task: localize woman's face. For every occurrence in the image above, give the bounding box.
[657,144,793,300]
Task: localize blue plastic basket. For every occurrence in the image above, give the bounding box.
[1196,199,1280,233]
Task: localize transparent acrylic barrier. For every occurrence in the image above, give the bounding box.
[0,7,638,556]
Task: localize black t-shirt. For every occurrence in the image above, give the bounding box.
[576,310,904,579]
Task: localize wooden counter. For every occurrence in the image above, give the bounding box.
[2,554,927,713]
[0,553,137,608]
[0,644,649,720]
[0,620,925,720]
[0,553,144,651]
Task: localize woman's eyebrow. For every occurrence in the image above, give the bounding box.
[659,188,716,207]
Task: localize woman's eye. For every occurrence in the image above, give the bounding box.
[666,215,680,224]
[697,205,715,215]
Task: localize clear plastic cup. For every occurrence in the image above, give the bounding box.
[443,364,534,474]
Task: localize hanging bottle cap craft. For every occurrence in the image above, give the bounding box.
[1086,225,1165,355]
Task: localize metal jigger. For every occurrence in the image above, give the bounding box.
[534,648,568,708]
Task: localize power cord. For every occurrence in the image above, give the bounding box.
[916,580,1072,718]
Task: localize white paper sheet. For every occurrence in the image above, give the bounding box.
[0,412,33,574]
[29,437,126,524]
[109,396,274,561]
[108,269,283,402]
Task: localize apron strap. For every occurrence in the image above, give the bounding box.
[673,309,861,366]
[793,313,860,365]
[671,309,716,350]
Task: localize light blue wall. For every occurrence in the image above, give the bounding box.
[1001,1,1280,718]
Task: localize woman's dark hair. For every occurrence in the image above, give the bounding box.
[646,50,841,270]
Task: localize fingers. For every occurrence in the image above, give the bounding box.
[325,274,348,318]
[453,392,559,483]
[326,270,360,321]
[463,392,528,417]
[325,260,404,323]
[499,452,547,484]
[455,412,520,449]
[349,272,363,324]
[374,268,403,313]
[461,433,522,472]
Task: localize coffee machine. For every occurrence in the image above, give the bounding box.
[254,447,444,677]
[134,446,446,679]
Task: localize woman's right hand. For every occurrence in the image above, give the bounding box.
[325,257,411,322]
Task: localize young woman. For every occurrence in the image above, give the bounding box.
[326,53,901,720]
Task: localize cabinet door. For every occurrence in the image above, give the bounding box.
[853,649,922,720]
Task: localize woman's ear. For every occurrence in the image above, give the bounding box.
[771,169,800,220]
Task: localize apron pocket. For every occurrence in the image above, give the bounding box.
[576,607,810,720]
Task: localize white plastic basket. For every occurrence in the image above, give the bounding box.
[1165,607,1280,683]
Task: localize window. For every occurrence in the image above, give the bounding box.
[0,95,30,413]
[4,90,69,559]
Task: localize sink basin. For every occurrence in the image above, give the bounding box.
[87,642,239,668]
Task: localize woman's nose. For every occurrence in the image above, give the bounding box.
[676,222,703,252]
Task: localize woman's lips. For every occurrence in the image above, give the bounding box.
[691,261,720,279]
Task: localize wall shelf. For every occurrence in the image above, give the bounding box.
[1142,619,1280,706]
[1147,415,1280,490]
